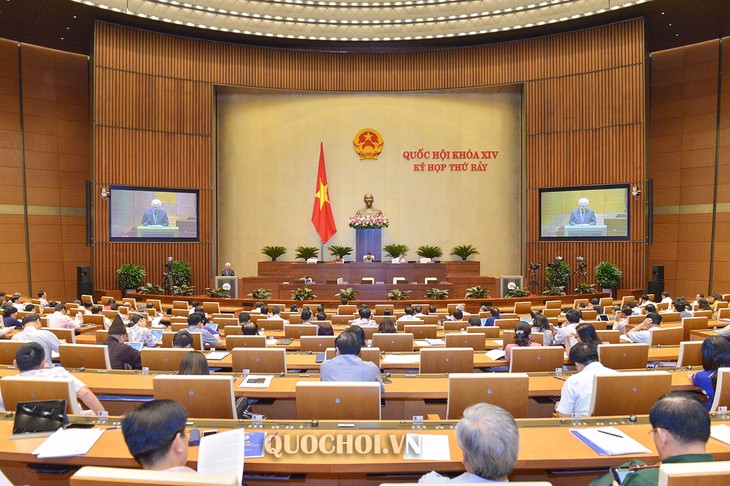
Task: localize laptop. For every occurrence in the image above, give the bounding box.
[10,400,67,440]
[150,329,163,340]
[125,342,143,351]
[206,323,219,332]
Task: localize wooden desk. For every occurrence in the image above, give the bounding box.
[2,415,730,486]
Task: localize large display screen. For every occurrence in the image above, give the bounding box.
[539,185,629,240]
[109,186,199,241]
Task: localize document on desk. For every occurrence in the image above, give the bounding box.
[711,424,730,445]
[402,433,451,461]
[205,350,230,360]
[570,427,651,456]
[424,338,445,346]
[239,374,274,388]
[485,349,505,360]
[244,430,267,458]
[493,339,504,346]
[198,428,245,485]
[33,428,104,459]
[381,354,420,365]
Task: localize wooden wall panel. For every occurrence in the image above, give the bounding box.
[93,19,646,292]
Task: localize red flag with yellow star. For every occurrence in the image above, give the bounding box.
[311,142,337,243]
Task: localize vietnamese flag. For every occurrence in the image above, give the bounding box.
[311,142,337,243]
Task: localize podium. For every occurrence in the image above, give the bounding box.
[564,224,607,237]
[355,228,382,262]
[136,225,179,237]
[214,276,239,298]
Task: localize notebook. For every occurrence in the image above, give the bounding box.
[10,400,68,440]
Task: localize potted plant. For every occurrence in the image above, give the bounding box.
[417,245,443,261]
[328,245,354,260]
[574,282,597,294]
[425,288,449,300]
[505,286,529,298]
[595,261,622,297]
[168,260,193,287]
[383,244,409,259]
[295,246,319,261]
[545,257,571,293]
[292,287,317,300]
[261,245,287,261]
[137,283,164,295]
[387,289,411,300]
[117,263,145,295]
[248,288,272,300]
[542,286,566,296]
[465,286,490,299]
[173,284,195,296]
[451,244,479,261]
[335,288,358,301]
[204,287,228,298]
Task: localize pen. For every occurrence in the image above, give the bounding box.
[105,426,121,430]
[554,376,566,381]
[597,429,623,438]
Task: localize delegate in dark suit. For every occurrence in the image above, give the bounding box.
[141,208,169,226]
[569,207,596,225]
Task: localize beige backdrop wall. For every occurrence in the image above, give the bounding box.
[217,86,522,278]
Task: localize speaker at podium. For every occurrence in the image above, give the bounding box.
[214,276,239,298]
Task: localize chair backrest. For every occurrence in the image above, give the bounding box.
[45,327,76,344]
[447,303,465,314]
[338,304,357,315]
[161,331,203,351]
[396,319,424,331]
[59,344,111,370]
[83,314,105,326]
[141,348,194,371]
[324,348,381,367]
[599,297,614,308]
[95,330,108,343]
[146,299,162,312]
[657,461,730,486]
[620,295,634,306]
[711,367,730,412]
[514,302,531,314]
[447,373,529,419]
[212,318,238,329]
[542,308,561,318]
[172,300,189,309]
[102,310,119,321]
[211,313,234,321]
[170,317,188,325]
[404,324,438,339]
[295,382,381,420]
[595,329,620,344]
[598,343,649,370]
[649,326,684,346]
[573,298,590,308]
[171,309,189,317]
[81,294,94,305]
[581,309,598,321]
[677,341,704,367]
[300,336,336,352]
[466,326,500,338]
[662,312,681,323]
[122,298,137,308]
[443,320,468,331]
[509,346,565,373]
[444,333,485,351]
[681,316,709,341]
[420,314,440,325]
[257,319,285,331]
[419,347,474,373]
[284,324,317,339]
[153,375,236,419]
[231,348,286,373]
[589,371,672,416]
[202,301,221,314]
[0,376,78,414]
[70,466,238,486]
[495,318,520,330]
[545,300,562,309]
[224,325,242,336]
[372,333,414,352]
[0,340,32,365]
[375,304,395,315]
[656,302,670,311]
[225,335,266,350]
[694,310,713,319]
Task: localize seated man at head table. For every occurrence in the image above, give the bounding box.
[419,403,519,483]
[122,399,194,472]
[320,330,384,392]
[589,392,713,486]
[555,343,618,418]
[11,313,60,367]
[0,342,105,414]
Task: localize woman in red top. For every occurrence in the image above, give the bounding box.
[505,322,541,361]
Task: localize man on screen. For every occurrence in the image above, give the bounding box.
[141,199,169,226]
[569,197,597,225]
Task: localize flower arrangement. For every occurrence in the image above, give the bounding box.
[348,213,389,229]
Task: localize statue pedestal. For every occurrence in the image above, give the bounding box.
[355,228,382,262]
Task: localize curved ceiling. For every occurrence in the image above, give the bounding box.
[72,0,651,42]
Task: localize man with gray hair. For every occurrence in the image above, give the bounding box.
[569,197,597,225]
[419,403,519,483]
[141,198,169,226]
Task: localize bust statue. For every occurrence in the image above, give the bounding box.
[355,193,383,216]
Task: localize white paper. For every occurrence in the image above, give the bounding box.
[570,427,652,456]
[711,424,730,445]
[402,433,451,461]
[205,351,230,360]
[198,428,245,485]
[414,340,431,347]
[381,354,420,365]
[425,338,445,346]
[485,349,505,360]
[238,374,274,388]
[493,339,504,346]
[33,428,105,459]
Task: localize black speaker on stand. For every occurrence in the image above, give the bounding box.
[77,266,93,299]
